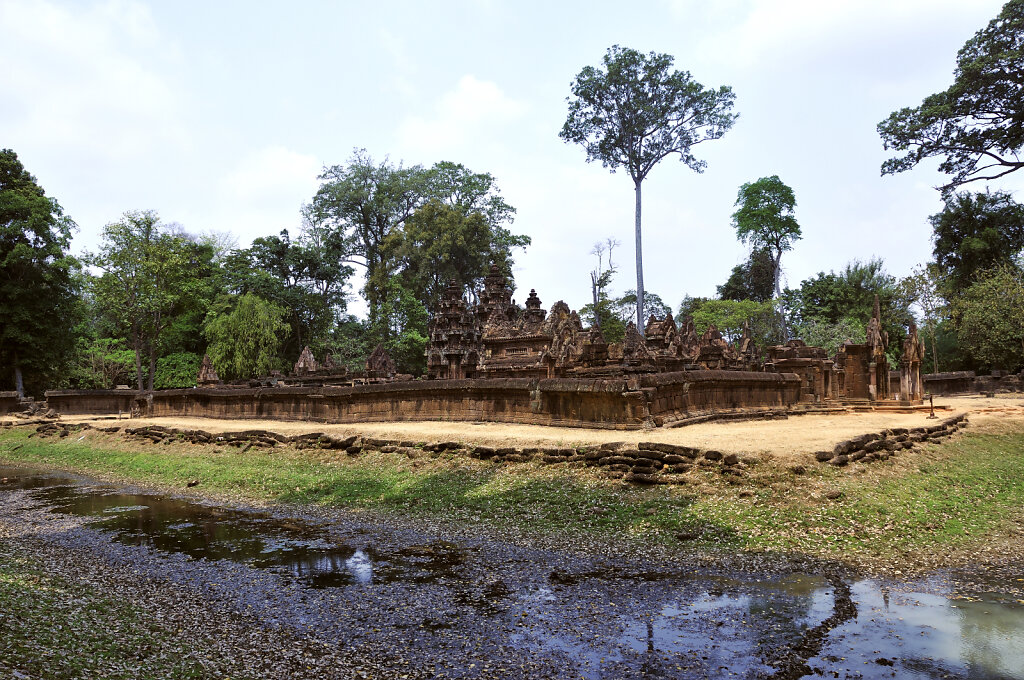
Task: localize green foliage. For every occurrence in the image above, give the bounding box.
[311,152,523,314]
[929,190,1024,295]
[686,298,781,350]
[203,293,289,380]
[731,175,801,299]
[0,148,82,396]
[784,259,912,358]
[422,160,526,255]
[928,318,974,374]
[325,315,372,373]
[580,302,626,344]
[311,150,427,313]
[580,238,623,340]
[561,44,737,328]
[311,152,525,363]
[560,45,737,182]
[613,290,671,325]
[953,264,1024,371]
[791,317,867,357]
[717,247,776,302]
[222,227,351,360]
[677,295,709,323]
[879,1,1024,194]
[901,263,948,373]
[71,338,138,390]
[154,352,201,390]
[89,211,213,390]
[378,200,524,313]
[365,278,429,375]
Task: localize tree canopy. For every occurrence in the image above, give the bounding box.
[0,149,81,396]
[222,227,351,360]
[717,247,776,303]
[731,176,801,296]
[953,264,1024,371]
[784,259,912,360]
[203,293,289,380]
[90,211,212,391]
[929,190,1024,295]
[560,45,736,333]
[878,1,1024,194]
[311,151,525,318]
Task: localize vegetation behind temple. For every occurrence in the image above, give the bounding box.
[3,144,1024,396]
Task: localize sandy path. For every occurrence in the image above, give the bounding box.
[10,394,1017,462]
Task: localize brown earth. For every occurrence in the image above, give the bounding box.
[8,394,1021,464]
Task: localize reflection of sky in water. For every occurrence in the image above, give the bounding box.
[814,579,1024,679]
[8,467,1024,678]
[346,549,373,584]
[619,591,773,677]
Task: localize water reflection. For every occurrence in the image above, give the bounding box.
[3,465,1023,679]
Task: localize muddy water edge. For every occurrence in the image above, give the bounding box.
[2,464,1023,679]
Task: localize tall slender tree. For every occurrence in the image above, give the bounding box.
[560,45,736,334]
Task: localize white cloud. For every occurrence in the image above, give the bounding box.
[0,0,187,158]
[395,75,528,155]
[692,0,997,70]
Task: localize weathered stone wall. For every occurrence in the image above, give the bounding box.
[924,371,1023,395]
[640,371,801,423]
[0,392,20,415]
[44,371,804,430]
[142,379,650,429]
[44,389,139,415]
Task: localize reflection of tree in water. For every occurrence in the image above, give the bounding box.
[757,577,857,680]
[744,577,824,672]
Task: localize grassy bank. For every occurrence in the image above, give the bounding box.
[2,422,1024,568]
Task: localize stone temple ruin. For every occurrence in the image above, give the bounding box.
[43,266,930,429]
[424,265,922,406]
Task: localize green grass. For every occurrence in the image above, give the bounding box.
[3,424,1024,565]
[701,427,1024,563]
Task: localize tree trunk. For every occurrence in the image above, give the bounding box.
[773,249,788,340]
[13,352,24,399]
[147,341,157,392]
[931,326,939,375]
[590,271,601,329]
[133,328,145,391]
[634,180,645,336]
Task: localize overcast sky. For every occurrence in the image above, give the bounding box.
[2,0,1017,317]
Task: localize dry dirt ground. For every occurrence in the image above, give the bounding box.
[8,394,1023,464]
